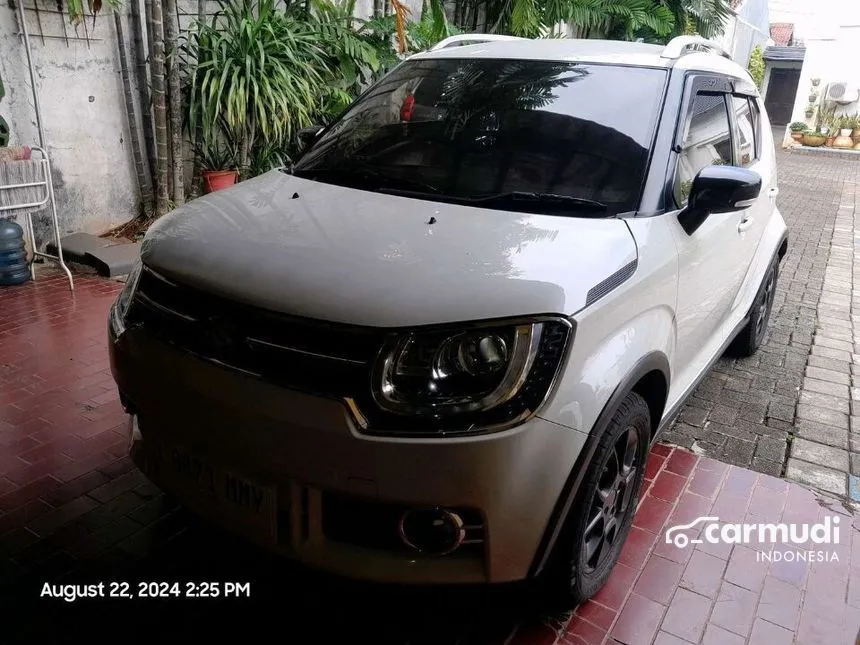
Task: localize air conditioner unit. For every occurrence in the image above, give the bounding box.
[825,82,860,104]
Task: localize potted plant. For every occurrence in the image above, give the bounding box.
[789,121,808,141]
[808,91,817,103]
[802,131,827,146]
[805,104,815,119]
[833,116,854,148]
[852,114,860,141]
[199,141,239,193]
[811,77,820,86]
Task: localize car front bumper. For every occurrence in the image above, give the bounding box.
[108,308,587,584]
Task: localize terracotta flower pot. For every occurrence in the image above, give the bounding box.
[802,134,826,147]
[202,170,239,193]
[791,132,804,141]
[826,136,836,147]
[853,128,860,137]
[834,135,855,149]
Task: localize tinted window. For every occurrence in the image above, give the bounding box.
[674,93,732,205]
[294,60,668,216]
[733,96,756,167]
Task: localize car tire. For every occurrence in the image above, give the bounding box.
[543,391,650,606]
[729,255,779,358]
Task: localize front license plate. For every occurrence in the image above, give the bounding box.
[151,441,277,544]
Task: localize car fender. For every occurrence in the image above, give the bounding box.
[538,306,675,432]
[538,212,678,433]
[529,349,671,576]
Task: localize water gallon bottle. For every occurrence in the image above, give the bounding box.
[0,218,29,286]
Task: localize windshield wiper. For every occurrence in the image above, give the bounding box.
[293,165,440,195]
[463,191,608,213]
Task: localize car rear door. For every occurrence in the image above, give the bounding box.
[728,93,777,309]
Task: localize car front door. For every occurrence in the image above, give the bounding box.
[667,77,751,395]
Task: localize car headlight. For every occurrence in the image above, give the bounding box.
[114,261,142,322]
[364,317,572,435]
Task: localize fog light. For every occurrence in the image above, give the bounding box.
[398,507,466,555]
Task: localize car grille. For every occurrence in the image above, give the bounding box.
[126,266,387,398]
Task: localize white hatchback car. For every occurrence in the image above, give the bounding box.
[109,35,787,603]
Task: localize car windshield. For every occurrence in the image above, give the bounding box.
[293,58,667,217]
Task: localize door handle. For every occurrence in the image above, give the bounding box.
[738,215,754,233]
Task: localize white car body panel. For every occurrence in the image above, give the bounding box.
[141,173,637,327]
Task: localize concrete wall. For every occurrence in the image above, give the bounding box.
[0,0,139,242]
[713,0,770,67]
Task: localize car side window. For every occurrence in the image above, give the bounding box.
[732,96,757,167]
[674,92,732,206]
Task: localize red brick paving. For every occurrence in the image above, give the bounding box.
[1,271,859,644]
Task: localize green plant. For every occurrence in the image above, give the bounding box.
[663,0,733,39]
[789,121,808,132]
[507,0,675,39]
[184,0,330,173]
[747,45,765,89]
[308,0,387,116]
[196,140,239,171]
[249,141,290,177]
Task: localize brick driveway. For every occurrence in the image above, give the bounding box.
[2,148,860,644]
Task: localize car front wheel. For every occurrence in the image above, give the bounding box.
[544,391,650,605]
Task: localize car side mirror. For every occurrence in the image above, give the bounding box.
[297,125,324,149]
[679,165,762,234]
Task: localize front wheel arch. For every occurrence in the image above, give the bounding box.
[528,352,670,578]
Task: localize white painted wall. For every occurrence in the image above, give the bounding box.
[0,1,138,242]
[788,25,860,129]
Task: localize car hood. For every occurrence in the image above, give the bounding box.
[140,171,638,327]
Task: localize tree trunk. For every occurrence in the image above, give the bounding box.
[163,0,184,206]
[147,0,170,217]
[130,0,156,209]
[373,0,383,17]
[189,0,206,197]
[114,11,153,218]
[239,116,254,178]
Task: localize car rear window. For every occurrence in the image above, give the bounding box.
[294,59,668,216]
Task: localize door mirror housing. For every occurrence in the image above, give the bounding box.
[680,165,762,234]
[688,165,762,213]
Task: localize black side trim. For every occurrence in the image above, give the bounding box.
[778,231,789,261]
[528,351,670,577]
[585,260,638,307]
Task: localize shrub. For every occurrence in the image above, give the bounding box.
[748,45,765,89]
